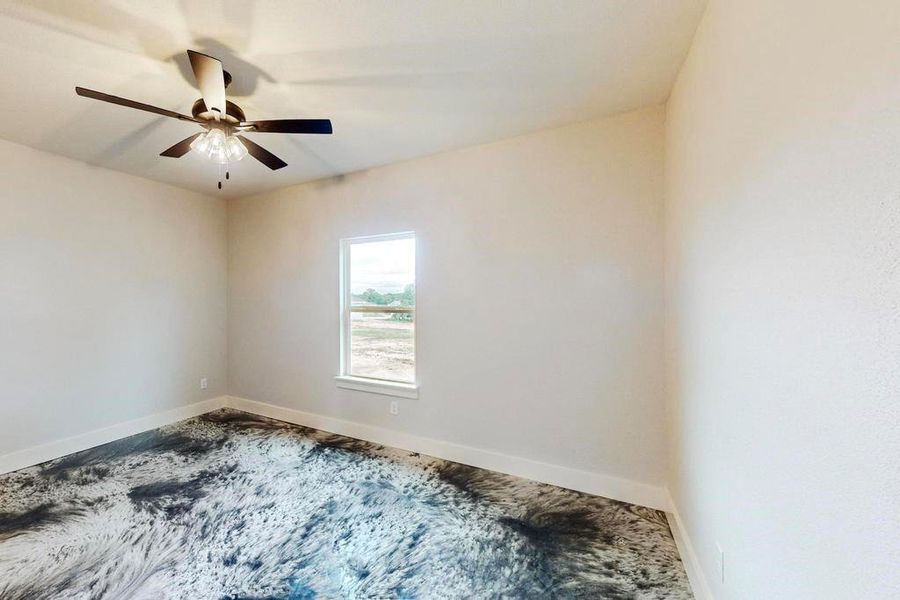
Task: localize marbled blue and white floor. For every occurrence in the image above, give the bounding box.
[0,409,692,599]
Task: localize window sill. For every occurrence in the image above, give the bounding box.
[334,375,419,399]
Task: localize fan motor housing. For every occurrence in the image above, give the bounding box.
[191,98,245,124]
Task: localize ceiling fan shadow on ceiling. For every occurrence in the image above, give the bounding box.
[75,50,333,190]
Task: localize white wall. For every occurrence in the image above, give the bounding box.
[228,106,668,498]
[665,1,900,597]
[0,139,227,456]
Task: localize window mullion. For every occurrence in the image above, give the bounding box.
[349,307,414,314]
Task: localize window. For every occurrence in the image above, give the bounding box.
[336,232,417,398]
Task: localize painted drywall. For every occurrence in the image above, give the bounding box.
[228,106,668,496]
[0,1,705,198]
[665,0,900,597]
[0,139,227,456]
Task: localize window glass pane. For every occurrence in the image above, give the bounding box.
[350,237,415,308]
[350,311,414,382]
[347,235,415,383]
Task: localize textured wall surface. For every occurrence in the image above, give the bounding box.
[0,139,227,455]
[228,106,668,490]
[665,0,900,597]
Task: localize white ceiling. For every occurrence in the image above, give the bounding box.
[0,0,705,198]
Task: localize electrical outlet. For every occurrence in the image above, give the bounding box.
[389,400,399,416]
[715,542,725,584]
[200,377,208,390]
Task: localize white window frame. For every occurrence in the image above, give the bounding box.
[335,231,418,399]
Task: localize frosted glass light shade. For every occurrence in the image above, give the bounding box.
[190,129,247,164]
[190,132,211,154]
[226,136,248,161]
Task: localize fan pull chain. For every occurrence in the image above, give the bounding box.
[215,163,233,190]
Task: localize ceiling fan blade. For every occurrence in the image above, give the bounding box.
[239,119,333,134]
[238,136,287,170]
[75,87,199,123]
[187,50,227,116]
[160,133,203,158]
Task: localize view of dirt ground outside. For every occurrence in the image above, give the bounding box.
[349,312,415,382]
[347,234,415,383]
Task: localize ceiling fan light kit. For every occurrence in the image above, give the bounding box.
[74,49,332,190]
[190,129,248,164]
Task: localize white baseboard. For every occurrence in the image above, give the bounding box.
[0,393,670,513]
[0,396,228,476]
[666,493,714,600]
[225,395,670,511]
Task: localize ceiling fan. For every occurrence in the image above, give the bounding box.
[75,50,332,188]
